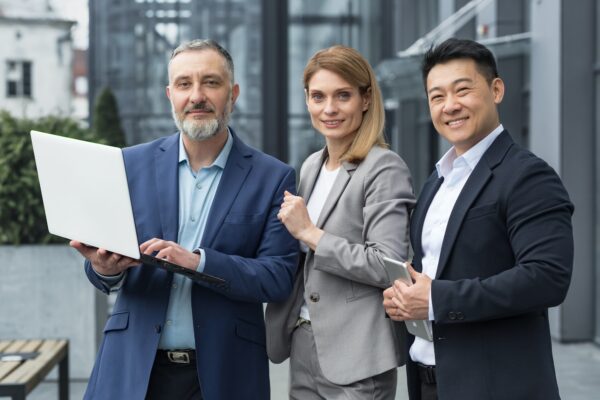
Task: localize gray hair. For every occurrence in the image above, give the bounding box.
[169,39,235,83]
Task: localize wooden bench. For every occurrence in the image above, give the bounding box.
[0,339,69,400]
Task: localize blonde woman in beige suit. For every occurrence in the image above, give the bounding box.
[266,45,415,399]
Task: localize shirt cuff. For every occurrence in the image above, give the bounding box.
[93,269,125,291]
[196,248,206,273]
[428,287,435,321]
[94,269,124,283]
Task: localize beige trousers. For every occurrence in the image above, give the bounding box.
[289,323,397,400]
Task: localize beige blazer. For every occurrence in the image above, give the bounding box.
[266,145,415,385]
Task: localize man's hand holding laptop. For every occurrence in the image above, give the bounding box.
[70,240,139,276]
[70,238,201,277]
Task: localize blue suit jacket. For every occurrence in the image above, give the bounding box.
[406,131,574,400]
[83,130,298,400]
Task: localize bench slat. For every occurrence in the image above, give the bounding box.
[0,340,30,381]
[0,341,13,352]
[2,339,68,394]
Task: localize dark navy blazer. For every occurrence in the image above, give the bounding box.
[83,130,298,400]
[406,131,574,400]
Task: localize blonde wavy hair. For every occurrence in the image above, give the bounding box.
[303,45,387,163]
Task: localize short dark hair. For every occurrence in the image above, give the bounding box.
[421,38,499,89]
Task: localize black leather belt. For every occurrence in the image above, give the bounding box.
[156,349,196,365]
[416,362,436,384]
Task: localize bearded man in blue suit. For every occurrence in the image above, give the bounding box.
[71,39,298,400]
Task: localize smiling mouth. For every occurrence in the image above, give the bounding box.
[322,120,343,128]
[446,117,468,127]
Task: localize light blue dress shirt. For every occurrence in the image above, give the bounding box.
[158,131,233,349]
[94,131,233,349]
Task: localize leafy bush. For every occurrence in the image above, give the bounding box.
[0,111,99,244]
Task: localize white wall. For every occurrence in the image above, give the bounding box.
[0,18,74,118]
[0,245,105,379]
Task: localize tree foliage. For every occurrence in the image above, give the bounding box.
[92,87,127,147]
[0,111,98,244]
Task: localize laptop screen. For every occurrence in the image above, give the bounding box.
[30,130,140,259]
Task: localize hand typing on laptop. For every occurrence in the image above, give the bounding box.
[70,240,139,277]
[139,238,200,271]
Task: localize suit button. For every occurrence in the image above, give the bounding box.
[456,312,464,320]
[155,324,162,334]
[309,293,320,302]
[448,311,456,320]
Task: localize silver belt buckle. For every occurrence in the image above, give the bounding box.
[295,317,311,327]
[167,351,190,364]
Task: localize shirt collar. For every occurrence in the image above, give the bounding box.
[178,129,233,170]
[436,124,504,178]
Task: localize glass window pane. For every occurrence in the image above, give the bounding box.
[7,81,17,97]
[22,61,32,97]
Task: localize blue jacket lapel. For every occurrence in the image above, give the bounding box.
[201,130,252,248]
[435,131,513,278]
[154,133,180,242]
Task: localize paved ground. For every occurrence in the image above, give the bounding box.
[10,340,599,400]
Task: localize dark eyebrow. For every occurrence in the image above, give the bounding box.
[427,78,474,95]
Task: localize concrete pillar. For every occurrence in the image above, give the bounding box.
[530,0,596,341]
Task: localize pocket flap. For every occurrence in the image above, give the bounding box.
[103,311,129,333]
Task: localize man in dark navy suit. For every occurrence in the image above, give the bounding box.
[71,39,298,400]
[383,38,573,400]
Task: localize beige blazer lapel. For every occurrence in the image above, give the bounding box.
[315,160,358,228]
[298,149,324,200]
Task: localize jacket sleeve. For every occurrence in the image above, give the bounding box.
[313,152,416,288]
[84,260,126,294]
[200,167,299,303]
[432,157,574,324]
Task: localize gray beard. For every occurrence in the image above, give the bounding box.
[172,106,230,142]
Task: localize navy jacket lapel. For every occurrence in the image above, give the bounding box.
[411,173,444,270]
[154,133,180,242]
[201,131,252,248]
[435,131,513,278]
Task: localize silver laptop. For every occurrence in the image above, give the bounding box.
[30,130,225,286]
[383,256,433,341]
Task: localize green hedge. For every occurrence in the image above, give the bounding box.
[0,111,101,244]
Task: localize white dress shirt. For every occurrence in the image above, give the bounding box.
[298,163,340,321]
[409,125,504,366]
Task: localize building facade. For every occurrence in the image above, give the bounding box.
[89,0,262,145]
[89,0,600,344]
[0,0,75,119]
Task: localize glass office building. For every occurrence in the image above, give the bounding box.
[90,0,600,344]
